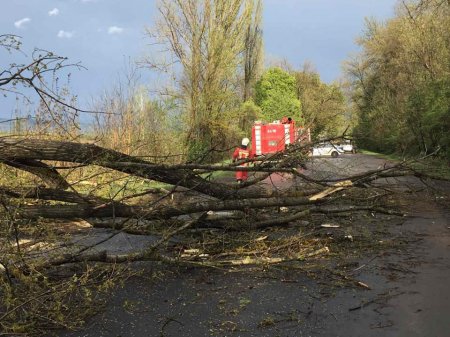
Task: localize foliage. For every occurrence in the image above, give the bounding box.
[0,36,131,335]
[407,79,450,158]
[238,99,262,135]
[294,65,347,139]
[243,0,264,101]
[255,67,301,122]
[0,259,123,335]
[346,0,450,159]
[93,85,184,162]
[147,0,264,161]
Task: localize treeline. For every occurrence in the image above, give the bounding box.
[89,0,348,162]
[145,0,265,161]
[346,0,450,159]
[6,0,348,162]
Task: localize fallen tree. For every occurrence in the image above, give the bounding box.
[0,136,433,226]
[1,135,447,335]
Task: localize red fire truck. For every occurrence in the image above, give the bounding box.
[251,118,310,156]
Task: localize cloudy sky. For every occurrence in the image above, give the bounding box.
[0,0,397,119]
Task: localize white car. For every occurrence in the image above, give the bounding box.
[340,140,356,153]
[311,143,344,157]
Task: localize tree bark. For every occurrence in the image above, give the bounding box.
[0,186,106,204]
[0,137,238,199]
[1,158,70,189]
[12,195,320,221]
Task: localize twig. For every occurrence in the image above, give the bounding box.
[160,316,184,337]
[349,299,376,311]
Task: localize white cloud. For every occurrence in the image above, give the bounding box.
[108,26,124,35]
[57,30,75,39]
[14,17,31,29]
[81,0,97,3]
[48,8,60,16]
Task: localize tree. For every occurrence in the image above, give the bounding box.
[0,35,117,334]
[243,0,263,101]
[146,0,263,160]
[0,35,92,119]
[91,64,183,159]
[345,0,450,158]
[238,99,262,134]
[294,64,347,139]
[3,4,449,335]
[407,79,450,158]
[0,129,446,334]
[254,67,302,122]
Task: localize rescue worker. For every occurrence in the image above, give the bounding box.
[232,137,251,184]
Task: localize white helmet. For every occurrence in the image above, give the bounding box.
[242,137,250,146]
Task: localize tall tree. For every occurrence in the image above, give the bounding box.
[146,0,263,160]
[243,0,263,101]
[345,0,450,157]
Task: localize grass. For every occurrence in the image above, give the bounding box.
[359,149,399,161]
[200,158,235,181]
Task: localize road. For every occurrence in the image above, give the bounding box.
[59,154,450,337]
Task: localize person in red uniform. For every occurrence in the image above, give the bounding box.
[232,137,251,184]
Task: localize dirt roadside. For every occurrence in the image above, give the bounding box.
[58,154,450,337]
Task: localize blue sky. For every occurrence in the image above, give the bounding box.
[0,0,396,119]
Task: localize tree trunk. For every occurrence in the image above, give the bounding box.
[12,195,319,221]
[0,137,237,199]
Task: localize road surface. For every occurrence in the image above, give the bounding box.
[59,154,450,337]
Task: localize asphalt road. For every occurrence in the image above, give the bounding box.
[58,154,450,337]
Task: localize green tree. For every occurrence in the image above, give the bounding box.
[345,0,450,158]
[407,79,450,157]
[238,99,262,134]
[243,0,263,101]
[254,67,301,122]
[294,64,346,138]
[146,0,264,161]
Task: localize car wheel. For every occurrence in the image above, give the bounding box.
[331,151,339,158]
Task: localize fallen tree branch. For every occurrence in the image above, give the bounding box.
[47,213,208,267]
[202,246,330,266]
[0,186,104,204]
[308,180,353,200]
[251,210,310,229]
[0,137,237,199]
[11,195,322,221]
[1,158,70,189]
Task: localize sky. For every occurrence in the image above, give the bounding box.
[0,0,397,120]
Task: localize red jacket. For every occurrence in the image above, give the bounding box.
[232,147,251,164]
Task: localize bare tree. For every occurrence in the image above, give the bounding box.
[0,35,91,116]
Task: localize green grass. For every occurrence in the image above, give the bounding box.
[199,158,235,181]
[359,149,401,161]
[360,149,450,180]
